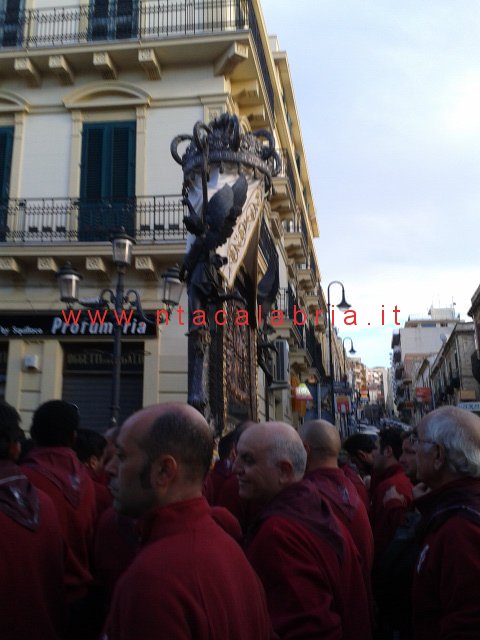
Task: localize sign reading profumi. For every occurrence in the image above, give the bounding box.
[0,313,157,338]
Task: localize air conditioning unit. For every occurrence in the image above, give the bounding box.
[273,339,290,385]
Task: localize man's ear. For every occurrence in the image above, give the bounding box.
[434,443,447,468]
[357,450,368,463]
[382,445,393,459]
[85,454,99,473]
[278,459,295,483]
[150,455,178,488]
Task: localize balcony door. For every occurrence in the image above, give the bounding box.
[79,121,136,241]
[0,127,13,241]
[89,0,138,41]
[1,0,24,47]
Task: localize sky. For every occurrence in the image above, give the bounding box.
[260,0,480,367]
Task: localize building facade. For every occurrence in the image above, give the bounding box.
[391,307,461,423]
[468,283,480,394]
[424,322,480,418]
[0,0,327,432]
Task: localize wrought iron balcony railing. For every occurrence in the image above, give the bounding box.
[273,149,297,200]
[0,0,275,116]
[0,195,188,243]
[306,322,324,375]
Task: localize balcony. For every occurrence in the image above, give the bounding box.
[283,213,307,264]
[305,322,324,377]
[270,149,297,220]
[0,0,274,118]
[273,285,303,346]
[0,195,187,244]
[1,1,245,49]
[296,263,315,291]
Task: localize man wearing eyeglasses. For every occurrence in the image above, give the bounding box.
[412,406,480,640]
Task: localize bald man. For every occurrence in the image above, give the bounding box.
[298,420,374,597]
[102,403,274,640]
[234,422,371,640]
[411,407,480,640]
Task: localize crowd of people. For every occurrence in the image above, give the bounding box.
[1,397,480,639]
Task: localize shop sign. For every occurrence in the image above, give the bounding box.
[64,343,145,372]
[457,402,480,412]
[415,387,432,402]
[0,313,157,338]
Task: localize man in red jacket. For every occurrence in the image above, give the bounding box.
[0,401,65,640]
[298,419,374,598]
[342,432,378,508]
[102,402,274,640]
[369,427,413,559]
[412,406,480,640]
[21,400,97,638]
[234,421,371,640]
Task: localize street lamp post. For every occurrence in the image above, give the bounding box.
[327,281,351,426]
[341,336,356,436]
[342,336,356,402]
[56,229,184,428]
[171,114,279,422]
[342,337,356,377]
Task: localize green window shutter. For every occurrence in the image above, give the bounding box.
[81,125,105,200]
[3,0,23,47]
[92,0,109,18]
[111,123,135,199]
[89,0,137,41]
[0,127,14,201]
[81,121,135,200]
[79,121,135,240]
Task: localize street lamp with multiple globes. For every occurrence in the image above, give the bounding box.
[327,281,352,426]
[56,228,184,428]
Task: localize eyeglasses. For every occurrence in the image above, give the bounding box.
[409,434,437,447]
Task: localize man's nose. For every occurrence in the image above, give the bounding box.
[105,453,118,477]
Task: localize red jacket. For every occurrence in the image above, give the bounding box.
[0,461,65,640]
[93,506,138,601]
[203,459,232,504]
[245,480,372,640]
[370,463,413,560]
[215,471,260,533]
[305,467,374,575]
[342,462,370,509]
[21,447,97,602]
[87,468,113,519]
[102,497,275,640]
[412,477,480,640]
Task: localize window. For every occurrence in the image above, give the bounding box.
[79,121,136,241]
[89,0,138,41]
[1,0,24,47]
[0,126,13,241]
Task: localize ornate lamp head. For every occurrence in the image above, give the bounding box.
[171,113,280,191]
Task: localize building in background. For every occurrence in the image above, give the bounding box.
[468,284,480,401]
[0,0,327,431]
[391,306,462,423]
[426,322,479,415]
